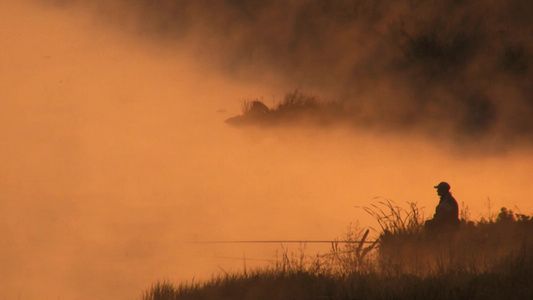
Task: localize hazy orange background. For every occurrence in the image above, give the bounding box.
[1,1,532,299]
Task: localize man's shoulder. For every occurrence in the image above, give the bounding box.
[443,193,457,202]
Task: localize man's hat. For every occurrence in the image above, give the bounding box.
[434,182,451,190]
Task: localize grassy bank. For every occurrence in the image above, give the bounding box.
[142,203,533,299]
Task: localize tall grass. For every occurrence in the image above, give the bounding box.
[142,202,533,299]
[363,199,424,236]
[226,90,344,127]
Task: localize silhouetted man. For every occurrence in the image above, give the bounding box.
[425,182,459,232]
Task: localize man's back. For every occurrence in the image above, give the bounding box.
[425,182,460,232]
[435,193,459,224]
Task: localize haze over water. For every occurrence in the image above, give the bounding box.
[1,1,532,299]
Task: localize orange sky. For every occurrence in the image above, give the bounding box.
[1,1,532,299]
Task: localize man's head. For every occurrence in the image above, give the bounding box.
[434,182,451,196]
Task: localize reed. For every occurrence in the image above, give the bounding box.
[142,204,533,300]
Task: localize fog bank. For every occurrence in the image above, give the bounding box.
[40,0,533,149]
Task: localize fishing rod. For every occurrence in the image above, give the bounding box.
[193,240,378,244]
[193,230,379,245]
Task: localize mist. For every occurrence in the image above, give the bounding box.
[42,0,533,149]
[1,1,532,299]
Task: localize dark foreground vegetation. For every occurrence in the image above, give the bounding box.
[142,203,533,300]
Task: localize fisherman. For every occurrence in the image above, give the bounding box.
[424,182,460,232]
